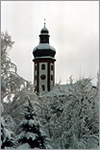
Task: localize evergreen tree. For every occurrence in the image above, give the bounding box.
[17,99,50,149]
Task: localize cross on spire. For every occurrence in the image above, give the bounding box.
[44,18,46,27]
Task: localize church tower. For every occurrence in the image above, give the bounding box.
[32,23,56,94]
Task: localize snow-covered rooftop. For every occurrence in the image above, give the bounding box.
[33,43,56,52]
[43,84,71,97]
[42,79,95,97]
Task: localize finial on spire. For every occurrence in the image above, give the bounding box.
[44,18,46,27]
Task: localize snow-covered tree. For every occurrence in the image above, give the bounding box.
[1,31,34,104]
[1,104,15,149]
[1,32,35,126]
[1,31,99,149]
[1,32,15,100]
[17,99,50,149]
[36,96,57,139]
[50,77,99,149]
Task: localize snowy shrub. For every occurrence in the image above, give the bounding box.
[1,117,15,149]
[3,115,16,132]
[1,103,4,114]
[16,143,30,149]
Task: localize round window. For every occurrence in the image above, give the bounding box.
[41,74,46,80]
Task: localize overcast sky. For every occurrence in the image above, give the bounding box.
[1,1,99,85]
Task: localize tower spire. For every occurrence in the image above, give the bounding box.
[44,18,46,27]
[33,24,56,94]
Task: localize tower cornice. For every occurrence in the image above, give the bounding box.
[33,57,56,63]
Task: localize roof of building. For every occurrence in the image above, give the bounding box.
[41,26,49,34]
[33,43,56,58]
[42,79,95,97]
[33,43,56,51]
[43,84,71,97]
[33,24,56,58]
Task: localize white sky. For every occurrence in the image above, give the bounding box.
[1,1,99,85]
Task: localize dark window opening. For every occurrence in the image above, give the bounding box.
[42,64,45,70]
[42,85,45,91]
[51,65,53,71]
[35,86,37,91]
[51,75,53,80]
[35,65,37,70]
[35,75,37,80]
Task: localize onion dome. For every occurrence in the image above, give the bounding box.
[41,23,49,34]
[33,23,56,59]
[33,43,56,58]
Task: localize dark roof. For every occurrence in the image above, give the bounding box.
[33,43,56,58]
[41,26,49,34]
[33,25,56,58]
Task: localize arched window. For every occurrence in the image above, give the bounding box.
[51,75,53,80]
[41,64,45,70]
[42,85,45,91]
[51,65,53,71]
